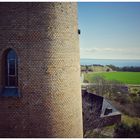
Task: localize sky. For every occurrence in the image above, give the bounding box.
[78,2,140,60]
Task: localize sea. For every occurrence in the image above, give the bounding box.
[80,59,140,67]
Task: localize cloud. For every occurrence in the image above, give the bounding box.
[80,47,140,59]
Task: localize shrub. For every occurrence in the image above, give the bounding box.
[84,80,89,83]
[137,91,140,96]
[114,122,130,138]
[114,122,140,138]
[131,123,140,138]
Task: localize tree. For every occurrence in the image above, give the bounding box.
[88,75,128,100]
[106,68,110,72]
[92,75,109,96]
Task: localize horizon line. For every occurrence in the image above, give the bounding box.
[80,58,140,60]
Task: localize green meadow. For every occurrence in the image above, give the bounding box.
[84,72,140,85]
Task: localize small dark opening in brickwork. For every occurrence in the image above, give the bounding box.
[78,29,81,35]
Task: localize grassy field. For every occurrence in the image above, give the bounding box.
[84,72,140,84]
[122,114,140,126]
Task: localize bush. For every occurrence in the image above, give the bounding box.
[114,122,140,138]
[84,80,89,83]
[131,123,140,138]
[137,91,140,96]
[114,94,130,104]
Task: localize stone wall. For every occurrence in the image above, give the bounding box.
[0,3,83,138]
[82,90,121,131]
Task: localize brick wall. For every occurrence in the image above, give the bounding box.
[0,3,83,138]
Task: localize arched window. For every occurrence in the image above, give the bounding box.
[0,48,20,97]
[5,49,18,87]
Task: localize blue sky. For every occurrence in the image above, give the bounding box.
[78,2,140,60]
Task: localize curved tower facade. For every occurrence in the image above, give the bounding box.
[0,3,83,137]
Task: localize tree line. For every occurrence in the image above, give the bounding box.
[107,65,140,72]
[81,64,140,72]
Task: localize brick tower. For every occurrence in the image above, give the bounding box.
[0,3,83,137]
